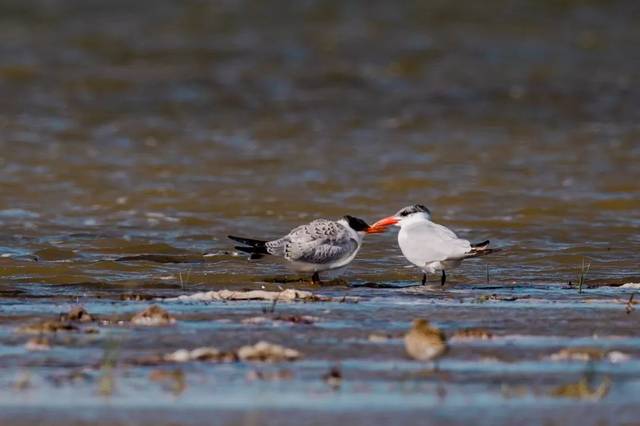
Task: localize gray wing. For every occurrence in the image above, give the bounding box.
[287,219,346,240]
[288,238,359,264]
[264,239,286,256]
[276,219,357,264]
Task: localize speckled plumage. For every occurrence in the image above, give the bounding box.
[267,219,359,265]
[229,216,370,277]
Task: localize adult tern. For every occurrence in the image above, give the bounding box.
[369,204,496,286]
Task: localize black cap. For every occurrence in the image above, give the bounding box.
[395,204,432,218]
[343,215,370,232]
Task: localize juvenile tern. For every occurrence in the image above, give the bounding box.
[229,215,380,284]
[369,204,496,286]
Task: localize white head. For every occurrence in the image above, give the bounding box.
[369,204,432,230]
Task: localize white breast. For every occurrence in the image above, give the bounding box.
[398,217,471,270]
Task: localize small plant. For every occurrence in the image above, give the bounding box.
[576,258,591,294]
[262,295,278,314]
[12,370,32,391]
[178,267,193,291]
[626,293,636,315]
[98,341,120,397]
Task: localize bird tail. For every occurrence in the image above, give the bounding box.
[466,240,499,258]
[228,235,270,258]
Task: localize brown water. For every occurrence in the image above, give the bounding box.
[1,1,640,424]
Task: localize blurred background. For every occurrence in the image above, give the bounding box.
[0,0,638,290]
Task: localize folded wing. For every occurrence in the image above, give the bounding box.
[400,221,472,265]
[281,219,358,264]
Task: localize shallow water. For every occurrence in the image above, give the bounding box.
[1,0,639,424]
[1,285,640,425]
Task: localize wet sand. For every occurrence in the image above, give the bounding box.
[1,284,639,425]
[1,0,639,424]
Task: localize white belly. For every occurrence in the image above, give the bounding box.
[422,259,462,273]
[288,247,361,273]
[398,223,467,272]
[398,228,436,268]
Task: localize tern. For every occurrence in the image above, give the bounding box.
[229,215,380,284]
[369,204,496,286]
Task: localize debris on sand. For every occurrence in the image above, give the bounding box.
[131,305,176,326]
[241,315,317,325]
[237,341,301,362]
[549,347,630,363]
[607,351,631,363]
[25,336,51,351]
[63,306,95,322]
[165,289,358,303]
[550,377,610,400]
[168,289,316,302]
[368,332,395,342]
[549,347,604,361]
[241,316,272,325]
[474,294,519,303]
[451,328,494,341]
[163,342,300,364]
[405,319,447,361]
[120,294,155,301]
[19,320,78,334]
[164,347,237,363]
[621,283,640,289]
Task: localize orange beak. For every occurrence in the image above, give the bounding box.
[366,216,399,233]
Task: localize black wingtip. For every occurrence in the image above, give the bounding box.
[232,246,267,259]
[233,245,270,256]
[471,240,490,249]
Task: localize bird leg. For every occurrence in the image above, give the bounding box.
[311,272,321,285]
[421,273,427,286]
[440,270,446,286]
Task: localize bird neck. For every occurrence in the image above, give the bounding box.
[338,219,364,242]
